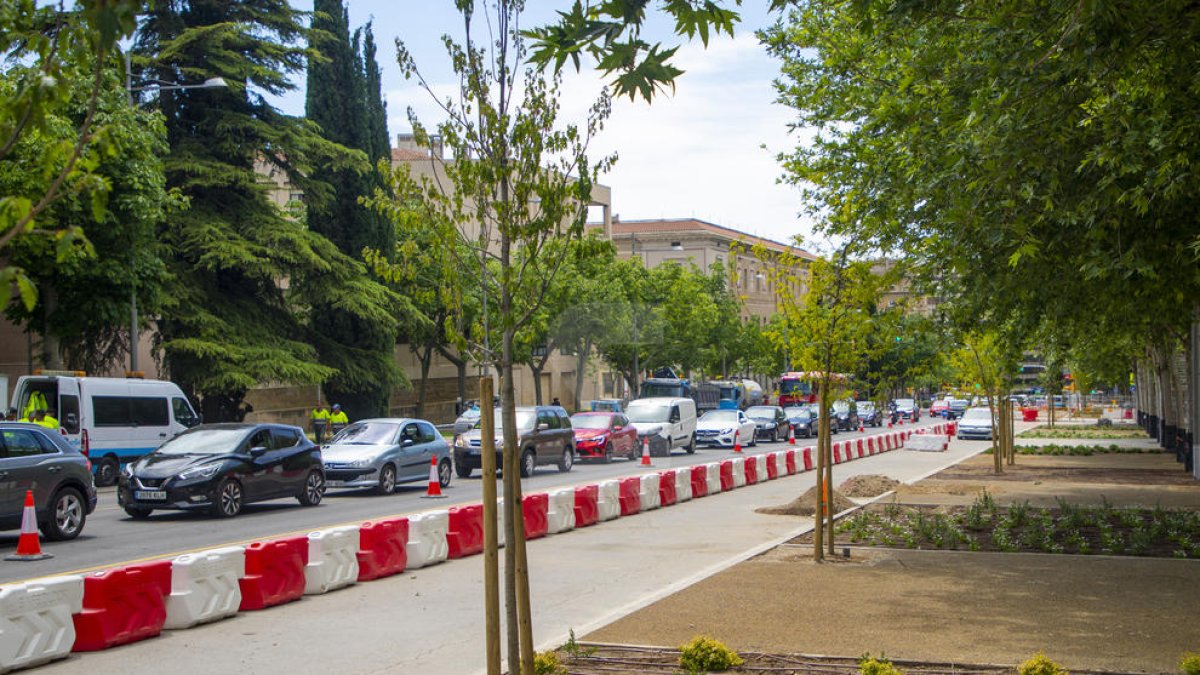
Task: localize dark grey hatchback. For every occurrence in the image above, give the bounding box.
[118,423,324,519]
[0,422,97,541]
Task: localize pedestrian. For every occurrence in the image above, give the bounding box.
[4,407,18,421]
[329,403,349,437]
[310,401,330,444]
[34,408,59,431]
[551,397,562,407]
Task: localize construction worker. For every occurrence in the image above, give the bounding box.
[34,408,58,431]
[310,402,330,444]
[4,407,17,421]
[329,404,349,437]
[22,391,47,421]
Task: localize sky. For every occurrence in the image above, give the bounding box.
[276,1,816,248]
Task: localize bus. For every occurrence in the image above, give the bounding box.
[778,372,818,406]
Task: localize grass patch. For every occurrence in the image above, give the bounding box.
[1018,425,1148,440]
[996,444,1157,456]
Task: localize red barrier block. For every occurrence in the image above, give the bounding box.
[785,450,797,475]
[948,422,957,436]
[743,455,758,484]
[832,443,842,464]
[857,439,865,458]
[765,454,778,480]
[690,465,709,498]
[658,471,677,506]
[618,477,641,515]
[574,485,599,527]
[357,517,408,581]
[73,560,172,652]
[719,460,735,491]
[522,493,549,540]
[866,437,875,454]
[239,536,308,611]
[447,505,484,559]
[802,448,814,472]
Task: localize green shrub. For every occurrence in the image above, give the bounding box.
[533,650,566,675]
[1017,651,1068,675]
[1180,651,1200,674]
[859,654,904,675]
[679,635,744,673]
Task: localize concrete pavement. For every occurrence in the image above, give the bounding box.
[38,428,981,675]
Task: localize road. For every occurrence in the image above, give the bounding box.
[0,420,939,584]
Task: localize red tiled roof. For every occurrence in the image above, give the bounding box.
[391,147,433,161]
[610,218,816,260]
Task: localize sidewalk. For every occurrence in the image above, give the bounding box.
[39,435,983,675]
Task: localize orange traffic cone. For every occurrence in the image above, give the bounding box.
[787,426,796,445]
[640,437,652,466]
[6,490,51,561]
[422,456,445,499]
[733,429,742,453]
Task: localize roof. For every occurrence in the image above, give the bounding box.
[610,218,817,260]
[391,147,433,161]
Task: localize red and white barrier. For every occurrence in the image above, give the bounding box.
[522,493,550,540]
[618,476,641,516]
[304,526,359,595]
[639,474,662,510]
[705,462,722,494]
[674,467,693,502]
[743,455,759,485]
[597,480,621,521]
[731,457,746,488]
[73,561,171,652]
[0,575,83,671]
[447,505,484,559]
[547,488,576,534]
[785,449,797,474]
[574,484,600,527]
[164,546,244,630]
[405,511,449,569]
[356,519,408,581]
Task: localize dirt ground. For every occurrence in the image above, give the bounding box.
[582,449,1200,673]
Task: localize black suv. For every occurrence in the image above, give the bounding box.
[454,406,576,478]
[833,399,859,431]
[0,422,98,540]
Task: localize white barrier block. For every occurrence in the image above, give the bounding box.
[165,546,244,630]
[0,575,82,672]
[755,455,771,480]
[731,457,746,488]
[674,469,692,502]
[638,474,661,510]
[406,510,450,569]
[547,488,576,534]
[304,526,360,595]
[907,434,947,452]
[705,462,722,494]
[597,480,621,521]
[495,498,506,547]
[774,451,788,477]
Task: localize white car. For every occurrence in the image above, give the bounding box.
[694,409,757,448]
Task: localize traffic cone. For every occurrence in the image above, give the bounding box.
[733,429,742,453]
[787,426,796,445]
[859,423,864,433]
[640,437,652,466]
[6,490,51,561]
[422,456,445,499]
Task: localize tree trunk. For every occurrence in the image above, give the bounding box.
[414,343,433,418]
[573,337,592,411]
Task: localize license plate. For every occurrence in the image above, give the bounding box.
[326,480,345,487]
[135,490,166,501]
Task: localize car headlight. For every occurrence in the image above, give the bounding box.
[343,458,373,468]
[176,463,222,481]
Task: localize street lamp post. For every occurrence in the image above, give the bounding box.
[123,52,226,372]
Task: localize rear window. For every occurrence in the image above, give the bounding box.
[271,428,301,449]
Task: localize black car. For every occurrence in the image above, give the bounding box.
[832,399,859,431]
[745,405,790,442]
[783,406,814,439]
[119,423,325,519]
[947,398,970,420]
[0,422,98,540]
[856,401,884,427]
[891,398,920,422]
[806,403,840,434]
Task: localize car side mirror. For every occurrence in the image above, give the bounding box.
[402,438,414,447]
[537,423,549,431]
[249,445,268,458]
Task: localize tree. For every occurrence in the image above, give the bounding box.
[949,331,1020,472]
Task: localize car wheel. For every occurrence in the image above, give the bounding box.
[557,446,573,473]
[438,459,453,487]
[455,462,473,478]
[124,506,153,520]
[519,449,536,478]
[770,428,778,443]
[685,434,696,454]
[94,456,119,488]
[750,431,758,447]
[297,470,325,506]
[374,463,397,495]
[603,442,613,463]
[211,478,243,518]
[44,487,86,541]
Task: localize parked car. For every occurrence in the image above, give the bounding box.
[453,406,575,478]
[570,412,637,462]
[947,398,970,419]
[807,402,840,434]
[956,407,995,440]
[857,401,884,427]
[930,399,950,418]
[625,397,698,456]
[695,409,757,448]
[745,405,790,442]
[892,398,920,422]
[322,419,451,494]
[783,406,814,438]
[0,422,98,541]
[118,423,325,519]
[832,399,859,431]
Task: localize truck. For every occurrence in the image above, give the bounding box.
[638,378,722,413]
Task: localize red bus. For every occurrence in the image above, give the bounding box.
[778,372,818,406]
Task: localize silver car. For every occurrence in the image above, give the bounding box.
[322,418,451,494]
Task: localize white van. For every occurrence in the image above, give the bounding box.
[624,396,697,457]
[12,373,201,486]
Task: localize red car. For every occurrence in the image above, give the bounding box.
[570,412,637,462]
[930,400,950,418]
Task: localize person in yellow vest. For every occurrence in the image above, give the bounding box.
[329,404,349,437]
[23,391,47,421]
[33,408,59,431]
[310,402,331,444]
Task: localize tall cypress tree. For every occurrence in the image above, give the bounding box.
[305,0,398,419]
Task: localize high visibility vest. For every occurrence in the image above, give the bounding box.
[311,408,330,421]
[23,391,47,419]
[38,415,59,430]
[329,411,349,425]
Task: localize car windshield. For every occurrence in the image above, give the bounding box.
[331,422,399,445]
[745,407,774,418]
[157,428,250,455]
[700,410,738,423]
[784,407,811,419]
[858,402,875,412]
[962,408,992,421]
[833,401,850,413]
[895,398,915,408]
[626,405,670,423]
[484,410,534,432]
[951,399,969,407]
[570,414,611,430]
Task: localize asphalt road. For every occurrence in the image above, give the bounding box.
[0,420,939,584]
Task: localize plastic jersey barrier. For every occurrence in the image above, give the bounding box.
[546,488,576,534]
[690,465,709,498]
[765,453,779,480]
[597,481,621,521]
[638,474,661,510]
[658,471,677,507]
[447,505,484,559]
[406,510,450,569]
[718,460,735,492]
[494,498,507,548]
[674,468,693,502]
[0,575,83,672]
[743,455,758,485]
[304,526,360,595]
[704,462,722,495]
[856,439,864,458]
[357,518,408,581]
[574,485,600,527]
[522,493,550,540]
[72,560,171,652]
[785,449,797,475]
[731,457,746,488]
[618,476,641,516]
[833,443,842,464]
[164,546,245,630]
[802,448,814,472]
[239,537,308,611]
